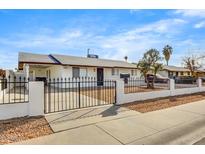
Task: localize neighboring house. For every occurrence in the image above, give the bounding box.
[17,52,140,82]
[159,65,205,78]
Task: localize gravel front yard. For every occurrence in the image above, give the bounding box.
[0,116,53,144]
[122,92,205,113]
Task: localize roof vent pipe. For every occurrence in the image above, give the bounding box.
[124,56,128,62]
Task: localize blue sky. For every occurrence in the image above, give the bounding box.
[0,9,205,69]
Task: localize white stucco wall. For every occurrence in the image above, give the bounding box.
[43,65,140,80]
[117,78,205,105]
[104,68,139,80]
[0,103,29,120]
[0,81,44,120]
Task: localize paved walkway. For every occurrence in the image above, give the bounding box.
[15,100,205,145]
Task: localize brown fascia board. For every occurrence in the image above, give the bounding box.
[62,64,138,69]
[18,61,61,70]
[19,61,61,65]
[163,68,189,72]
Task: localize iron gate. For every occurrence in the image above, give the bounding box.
[44,78,116,114]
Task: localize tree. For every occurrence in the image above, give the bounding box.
[151,63,163,88]
[137,59,150,82]
[162,45,173,65]
[182,55,201,77]
[137,49,162,88]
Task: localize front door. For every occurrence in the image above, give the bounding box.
[97,68,104,86]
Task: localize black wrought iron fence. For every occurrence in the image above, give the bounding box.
[44,77,116,113]
[175,78,198,89]
[0,76,29,104]
[124,78,170,94]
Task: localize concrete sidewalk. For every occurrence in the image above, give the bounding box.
[15,100,205,145]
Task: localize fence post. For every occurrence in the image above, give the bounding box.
[78,81,81,108]
[29,81,44,116]
[116,79,124,105]
[198,78,202,91]
[169,79,175,96]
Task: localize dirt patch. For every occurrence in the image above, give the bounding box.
[0,116,53,144]
[122,92,205,113]
[124,86,165,94]
[81,87,115,103]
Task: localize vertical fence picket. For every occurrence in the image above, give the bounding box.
[8,76,10,103]
[19,77,21,102]
[2,76,5,104]
[78,78,81,108]
[68,77,71,110]
[61,78,63,111]
[65,78,67,110]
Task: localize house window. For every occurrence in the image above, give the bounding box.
[131,69,138,76]
[72,67,80,78]
[80,68,87,77]
[112,68,115,75]
[180,72,184,76]
[187,72,190,76]
[112,68,119,75]
[112,68,119,76]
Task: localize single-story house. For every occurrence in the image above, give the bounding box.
[159,65,205,78]
[18,52,140,82]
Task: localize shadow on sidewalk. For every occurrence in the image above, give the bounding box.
[101,105,121,117]
[46,105,128,124]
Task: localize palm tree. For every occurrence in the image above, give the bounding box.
[162,45,173,65]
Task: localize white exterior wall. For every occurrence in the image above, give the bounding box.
[45,66,97,79]
[104,68,140,80]
[48,65,65,79]
[42,65,140,80]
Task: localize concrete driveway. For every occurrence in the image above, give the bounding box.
[15,100,205,145]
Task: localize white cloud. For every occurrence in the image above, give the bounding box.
[175,10,205,18]
[0,17,193,68]
[194,21,205,28]
[129,9,142,14]
[130,18,186,34]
